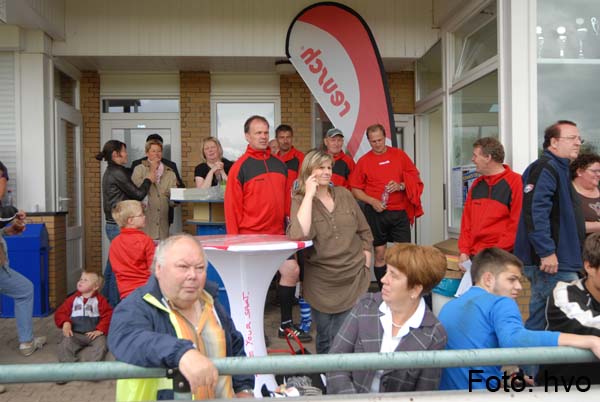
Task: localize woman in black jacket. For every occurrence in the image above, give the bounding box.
[96,140,156,306]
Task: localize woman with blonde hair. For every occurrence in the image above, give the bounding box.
[194,137,233,189]
[327,243,448,394]
[132,139,177,240]
[287,149,373,354]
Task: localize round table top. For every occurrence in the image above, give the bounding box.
[196,234,312,251]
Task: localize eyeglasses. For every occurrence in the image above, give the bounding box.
[586,168,600,175]
[558,135,585,144]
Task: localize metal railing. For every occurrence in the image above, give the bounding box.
[0,347,597,397]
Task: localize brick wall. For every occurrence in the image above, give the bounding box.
[180,72,211,234]
[27,214,67,309]
[280,74,312,152]
[80,72,102,273]
[388,72,415,114]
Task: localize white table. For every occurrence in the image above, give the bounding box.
[196,234,313,397]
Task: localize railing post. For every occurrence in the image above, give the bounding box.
[166,368,192,400]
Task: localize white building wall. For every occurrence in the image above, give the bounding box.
[53,0,439,58]
[3,0,65,39]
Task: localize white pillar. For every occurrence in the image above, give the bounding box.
[500,0,537,174]
[16,29,54,212]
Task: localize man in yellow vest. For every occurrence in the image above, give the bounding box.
[108,234,254,401]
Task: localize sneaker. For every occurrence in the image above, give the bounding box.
[0,384,5,393]
[278,324,312,343]
[19,336,47,357]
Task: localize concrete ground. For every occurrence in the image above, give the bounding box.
[0,290,313,402]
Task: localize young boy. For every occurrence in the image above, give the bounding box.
[438,247,600,390]
[539,232,600,384]
[109,200,156,299]
[54,270,112,362]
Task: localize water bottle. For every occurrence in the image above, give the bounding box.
[380,189,389,209]
[6,190,13,207]
[299,298,312,333]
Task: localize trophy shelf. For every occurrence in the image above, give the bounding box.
[538,58,600,65]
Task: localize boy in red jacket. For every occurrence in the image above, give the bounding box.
[54,271,112,362]
[109,200,156,299]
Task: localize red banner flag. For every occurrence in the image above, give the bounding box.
[286,2,396,159]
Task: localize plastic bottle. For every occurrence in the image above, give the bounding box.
[298,298,312,333]
[380,189,389,209]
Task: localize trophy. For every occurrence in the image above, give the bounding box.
[536,26,544,58]
[592,17,599,36]
[557,26,567,58]
[576,18,587,58]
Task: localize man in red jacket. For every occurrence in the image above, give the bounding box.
[275,124,304,214]
[225,116,311,342]
[458,137,523,270]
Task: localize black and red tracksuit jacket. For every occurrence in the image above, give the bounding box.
[458,165,523,255]
[276,146,304,213]
[330,151,355,190]
[225,146,288,234]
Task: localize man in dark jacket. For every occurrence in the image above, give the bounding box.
[108,234,254,401]
[515,120,586,330]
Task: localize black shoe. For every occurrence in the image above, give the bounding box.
[278,324,313,343]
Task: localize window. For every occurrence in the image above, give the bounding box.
[450,71,499,230]
[416,41,442,101]
[102,99,179,113]
[537,0,600,154]
[453,1,497,82]
[215,102,276,160]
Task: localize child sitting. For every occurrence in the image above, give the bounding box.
[54,270,112,362]
[109,200,156,299]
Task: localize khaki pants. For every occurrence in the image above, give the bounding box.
[57,333,107,362]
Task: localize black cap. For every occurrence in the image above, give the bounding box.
[325,128,344,138]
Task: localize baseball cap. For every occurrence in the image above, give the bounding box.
[325,128,344,138]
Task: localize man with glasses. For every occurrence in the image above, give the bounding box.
[515,120,586,331]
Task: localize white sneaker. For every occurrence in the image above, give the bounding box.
[19,336,47,356]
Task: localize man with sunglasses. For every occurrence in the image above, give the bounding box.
[515,120,586,331]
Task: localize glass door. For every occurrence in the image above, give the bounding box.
[100,118,181,267]
[415,107,446,246]
[55,100,84,292]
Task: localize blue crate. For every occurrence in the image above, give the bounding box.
[1,224,51,317]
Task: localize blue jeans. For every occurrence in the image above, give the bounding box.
[0,266,34,343]
[312,308,351,354]
[523,265,579,330]
[102,222,121,307]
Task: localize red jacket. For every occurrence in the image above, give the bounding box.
[350,147,423,223]
[458,165,523,255]
[277,146,304,213]
[109,228,155,298]
[330,151,355,190]
[54,291,112,334]
[225,146,288,234]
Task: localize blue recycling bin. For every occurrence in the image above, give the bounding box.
[0,223,50,317]
[191,222,229,313]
